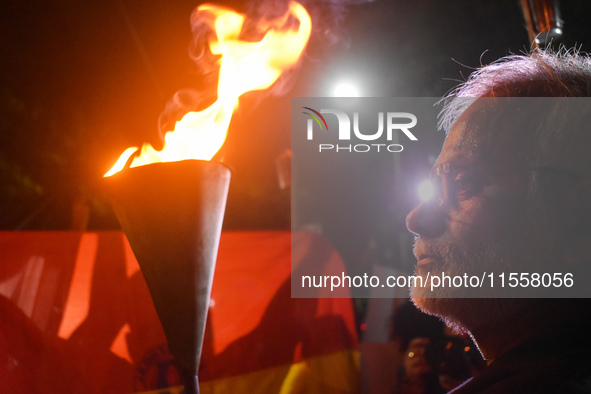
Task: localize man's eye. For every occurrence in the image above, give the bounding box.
[453,172,483,200]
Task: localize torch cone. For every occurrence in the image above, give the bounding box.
[103,160,230,394]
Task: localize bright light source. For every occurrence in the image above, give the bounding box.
[333,83,360,97]
[417,179,435,202]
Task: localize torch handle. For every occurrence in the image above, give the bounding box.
[182,373,199,394]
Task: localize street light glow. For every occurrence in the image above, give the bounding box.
[333,82,360,97]
[417,179,435,202]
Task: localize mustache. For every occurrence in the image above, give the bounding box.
[412,237,449,260]
[413,235,502,271]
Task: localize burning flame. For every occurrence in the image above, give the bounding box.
[105,1,312,177]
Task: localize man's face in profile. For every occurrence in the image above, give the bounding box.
[406,100,566,327]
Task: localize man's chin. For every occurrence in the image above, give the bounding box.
[410,270,483,333]
[410,293,451,316]
[410,281,459,317]
[410,266,460,302]
[411,293,536,335]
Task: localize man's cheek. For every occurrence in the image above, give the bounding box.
[447,201,488,238]
[452,197,524,239]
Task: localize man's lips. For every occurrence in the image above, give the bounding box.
[415,256,437,268]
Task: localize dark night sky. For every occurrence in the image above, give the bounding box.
[0,0,590,234]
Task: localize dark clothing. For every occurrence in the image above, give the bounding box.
[450,327,591,393]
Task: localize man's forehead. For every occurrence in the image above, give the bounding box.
[436,99,528,168]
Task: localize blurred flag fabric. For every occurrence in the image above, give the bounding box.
[0,230,359,393]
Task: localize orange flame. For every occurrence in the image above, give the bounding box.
[105,1,311,177]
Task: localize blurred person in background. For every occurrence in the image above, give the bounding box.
[391,301,484,394]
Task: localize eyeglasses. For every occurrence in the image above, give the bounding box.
[430,163,582,208]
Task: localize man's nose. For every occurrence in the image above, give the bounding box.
[406,202,446,239]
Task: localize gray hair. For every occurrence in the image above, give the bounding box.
[439,48,591,176]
